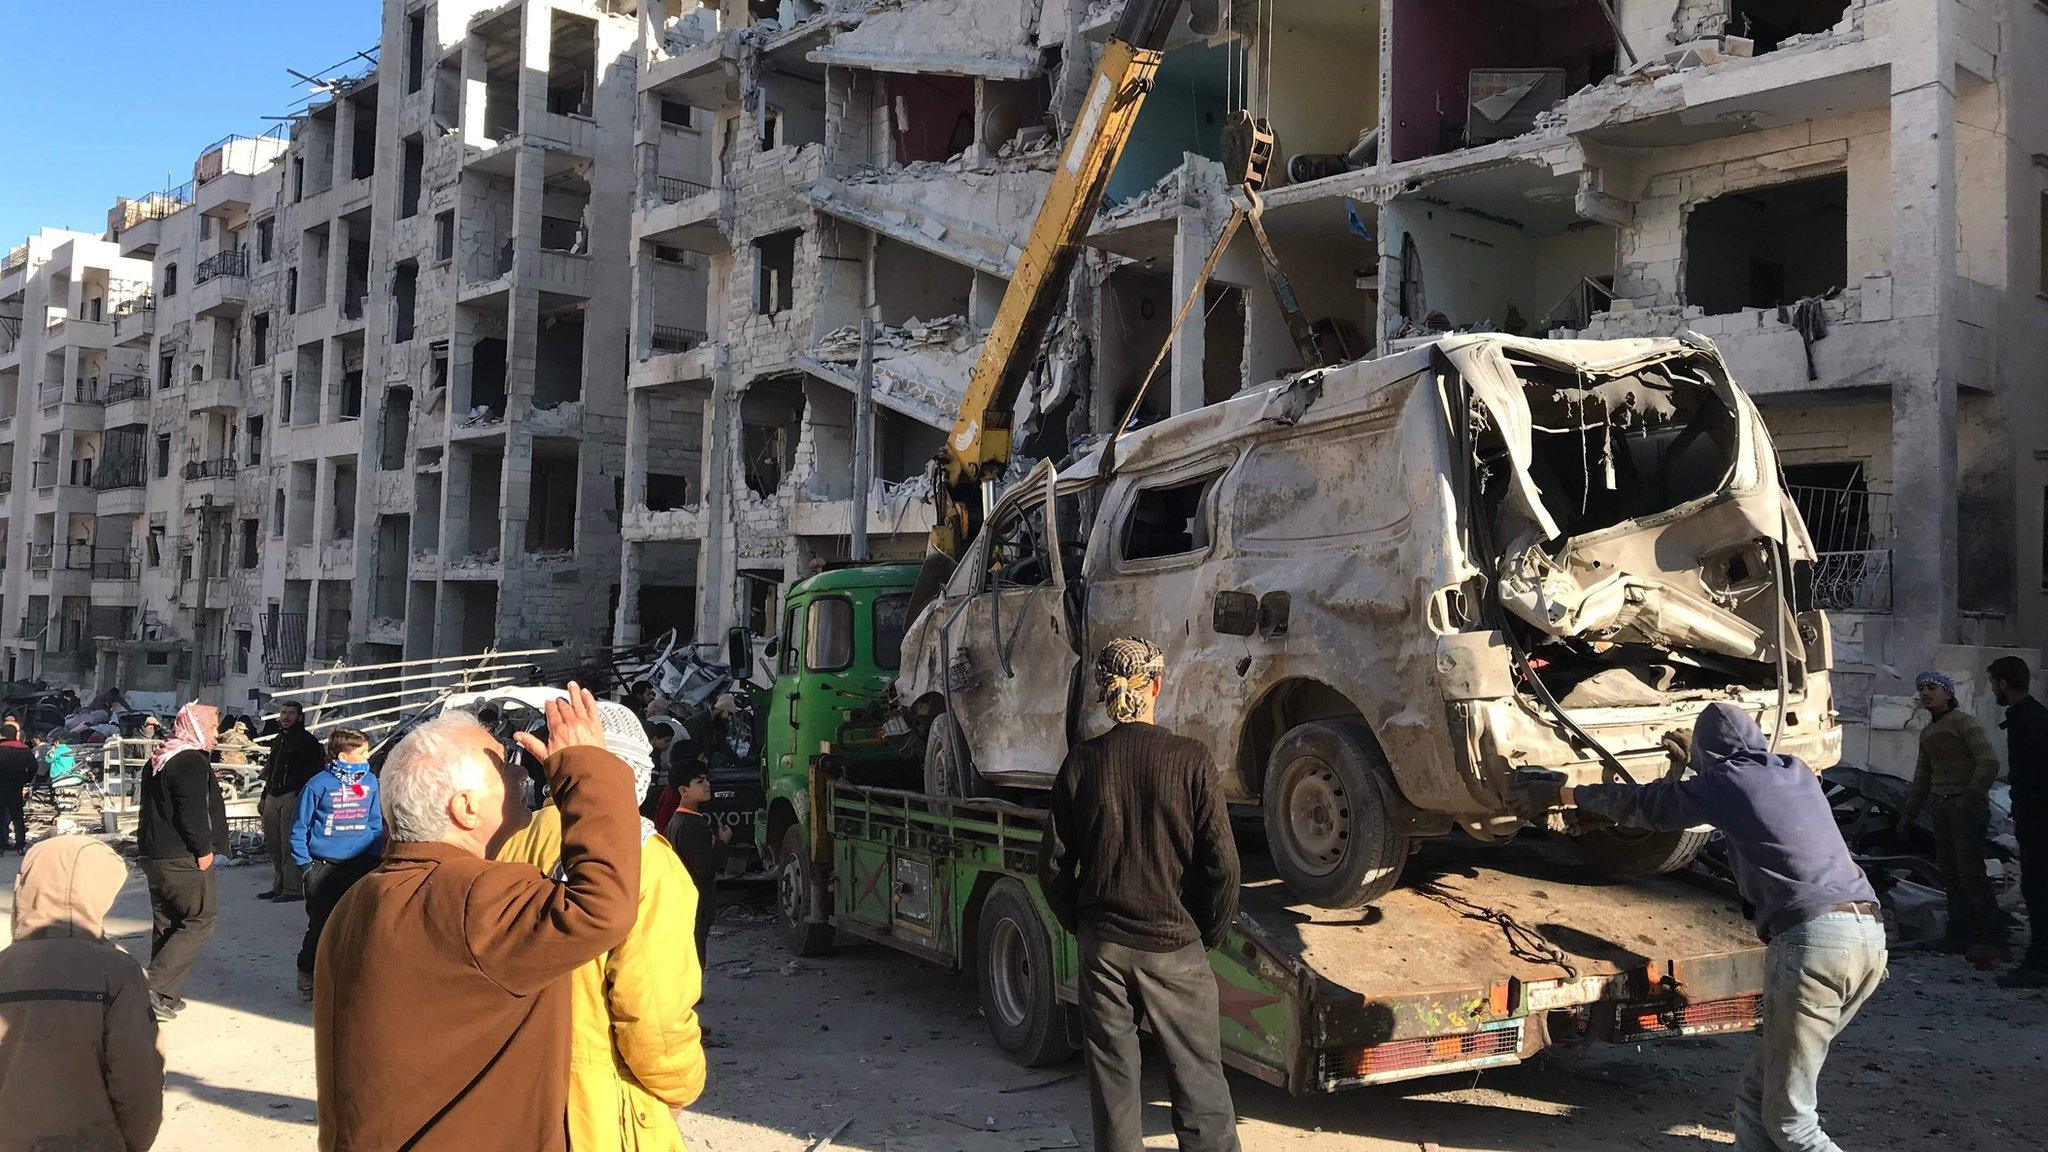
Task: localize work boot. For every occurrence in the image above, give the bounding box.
[149,992,181,1022]
[297,972,314,1001]
[1995,965,2048,989]
[256,888,280,900]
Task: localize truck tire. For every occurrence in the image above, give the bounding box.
[1262,720,1408,909]
[924,720,970,798]
[974,879,1077,1067]
[1572,826,1711,875]
[777,825,835,957]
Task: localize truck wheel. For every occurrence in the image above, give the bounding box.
[975,879,1077,1067]
[1572,826,1710,875]
[1262,720,1408,909]
[924,720,970,798]
[777,825,835,957]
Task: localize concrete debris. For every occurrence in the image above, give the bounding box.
[460,404,504,427]
[814,314,971,358]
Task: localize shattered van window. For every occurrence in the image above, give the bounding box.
[1518,363,1737,536]
[1122,474,1221,561]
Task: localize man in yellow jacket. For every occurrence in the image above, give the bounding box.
[497,698,706,1150]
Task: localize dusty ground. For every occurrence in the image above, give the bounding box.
[3,847,2041,1151]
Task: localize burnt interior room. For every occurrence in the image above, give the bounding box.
[740,376,805,497]
[888,74,975,165]
[1388,0,1618,162]
[1684,173,1847,314]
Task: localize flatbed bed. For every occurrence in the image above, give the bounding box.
[794,780,1766,1093]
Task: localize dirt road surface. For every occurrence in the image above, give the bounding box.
[4,849,2040,1150]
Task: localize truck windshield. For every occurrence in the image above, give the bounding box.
[872,593,910,670]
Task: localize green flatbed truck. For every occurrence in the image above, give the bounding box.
[751,566,1771,1092]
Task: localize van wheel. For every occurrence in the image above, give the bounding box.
[924,720,970,797]
[1572,826,1710,875]
[777,825,835,957]
[1262,721,1408,909]
[975,879,1077,1067]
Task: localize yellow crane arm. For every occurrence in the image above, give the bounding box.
[933,1,1209,557]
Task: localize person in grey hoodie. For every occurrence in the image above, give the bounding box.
[1513,703,1883,1152]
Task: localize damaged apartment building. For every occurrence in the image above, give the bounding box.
[616,0,1066,641]
[0,0,652,709]
[615,0,2048,755]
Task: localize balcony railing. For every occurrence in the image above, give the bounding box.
[94,454,146,492]
[30,460,55,489]
[112,291,155,318]
[105,373,150,404]
[0,471,11,495]
[1,247,25,277]
[656,175,713,203]
[1788,485,1894,613]
[16,616,44,642]
[199,654,226,684]
[182,457,239,481]
[650,325,707,354]
[91,548,136,580]
[263,611,308,686]
[37,382,62,407]
[27,544,52,573]
[109,189,190,234]
[194,249,250,285]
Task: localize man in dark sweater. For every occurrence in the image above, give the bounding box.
[1041,636,1241,1152]
[258,702,325,901]
[137,703,231,1021]
[663,765,729,964]
[1513,703,1882,1152]
[1990,656,2048,988]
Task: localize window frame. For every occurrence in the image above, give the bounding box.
[871,592,912,671]
[803,595,855,674]
[1112,463,1230,572]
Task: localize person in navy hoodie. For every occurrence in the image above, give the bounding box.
[290,727,383,1001]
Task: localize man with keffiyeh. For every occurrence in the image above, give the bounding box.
[135,702,228,1021]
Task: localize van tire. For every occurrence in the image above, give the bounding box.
[777,825,835,957]
[1572,826,1711,876]
[924,720,970,797]
[1262,721,1408,908]
[975,879,1077,1067]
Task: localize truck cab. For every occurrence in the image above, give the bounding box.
[755,563,925,949]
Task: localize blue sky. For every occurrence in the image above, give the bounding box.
[0,1,380,247]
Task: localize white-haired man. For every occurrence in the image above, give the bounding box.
[313,683,640,1152]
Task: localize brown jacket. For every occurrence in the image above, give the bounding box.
[314,747,641,1152]
[0,835,165,1152]
[1906,704,2002,819]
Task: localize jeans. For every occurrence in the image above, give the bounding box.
[299,854,379,975]
[1077,931,1240,1152]
[260,791,304,897]
[141,857,219,1002]
[1733,911,1887,1152]
[0,782,25,851]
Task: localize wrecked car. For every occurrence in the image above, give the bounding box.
[896,334,1841,908]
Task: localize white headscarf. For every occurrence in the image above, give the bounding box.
[595,701,658,843]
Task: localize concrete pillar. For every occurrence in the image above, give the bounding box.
[1168,207,1221,416]
[336,96,358,184]
[462,35,490,149]
[616,540,643,645]
[520,1,553,130]
[695,361,737,639]
[1886,0,1957,675]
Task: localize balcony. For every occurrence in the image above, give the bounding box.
[0,471,11,496]
[93,454,146,493]
[90,547,136,581]
[30,460,55,490]
[43,314,112,353]
[104,372,150,413]
[649,325,708,355]
[27,544,51,573]
[112,293,155,347]
[187,374,245,414]
[191,249,251,317]
[1789,485,1894,614]
[263,612,307,686]
[15,616,45,644]
[183,456,238,482]
[199,653,226,685]
[110,186,190,258]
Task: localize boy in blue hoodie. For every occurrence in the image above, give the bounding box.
[290,727,382,1000]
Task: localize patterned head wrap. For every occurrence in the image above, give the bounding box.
[1095,637,1166,724]
[1915,670,1958,696]
[149,702,220,773]
[596,701,658,843]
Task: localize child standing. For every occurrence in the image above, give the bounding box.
[289,728,382,1000]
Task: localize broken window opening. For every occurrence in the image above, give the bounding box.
[435,210,455,263]
[547,12,599,118]
[1727,1,1851,55]
[1388,0,1617,162]
[874,237,972,327]
[460,448,504,557]
[405,10,426,94]
[381,386,413,470]
[338,370,364,422]
[535,307,585,407]
[646,472,690,512]
[877,410,945,486]
[739,376,804,497]
[1122,473,1222,562]
[349,89,378,180]
[331,461,358,539]
[288,461,316,546]
[979,76,1052,156]
[753,230,798,317]
[1684,173,1847,315]
[393,260,419,344]
[375,516,409,618]
[466,337,508,416]
[526,445,579,553]
[400,135,424,218]
[887,74,975,166]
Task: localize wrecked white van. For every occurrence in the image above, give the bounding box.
[897,334,1840,908]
